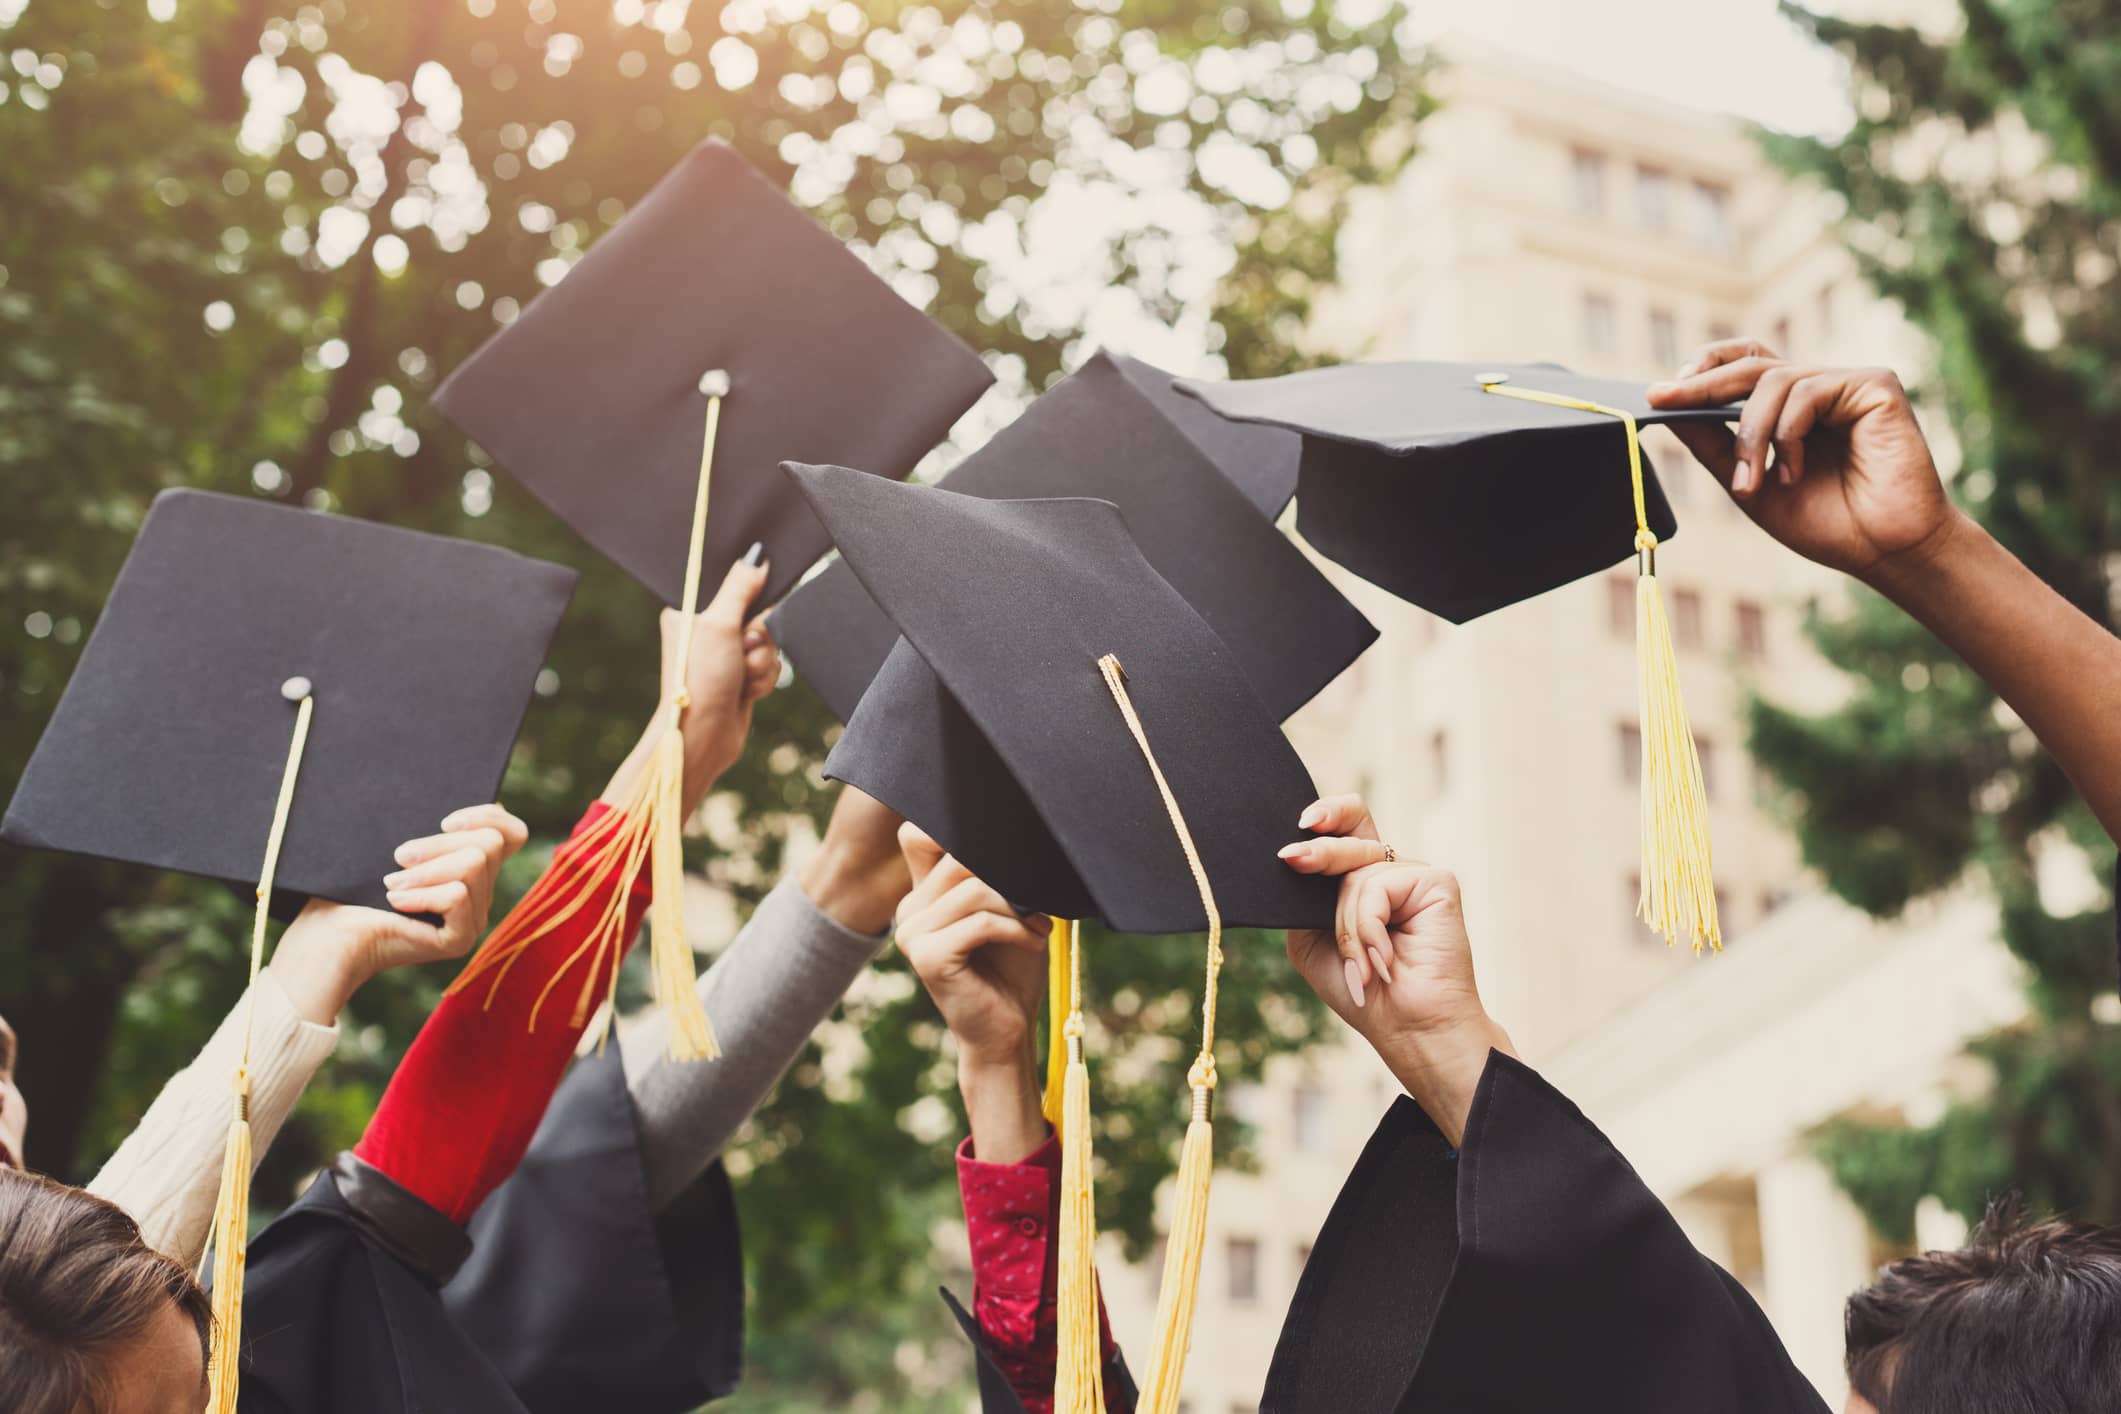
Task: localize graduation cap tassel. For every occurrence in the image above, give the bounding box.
[203,687,314,1414]
[1042,916,1072,1131]
[1053,918,1106,1414]
[447,389,728,1058]
[1098,654,1222,1414]
[1478,379,1720,951]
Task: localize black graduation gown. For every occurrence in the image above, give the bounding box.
[949,1053,1826,1414]
[940,1285,1139,1414]
[238,1048,743,1413]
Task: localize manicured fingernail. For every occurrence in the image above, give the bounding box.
[1646,381,1674,398]
[1733,459,1752,493]
[1369,945,1393,984]
[1298,803,1323,829]
[393,844,415,866]
[386,890,412,907]
[1343,958,1366,1008]
[1278,842,1308,861]
[383,871,410,889]
[743,541,765,567]
[1780,459,1796,485]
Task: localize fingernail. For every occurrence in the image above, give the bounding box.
[743,541,765,567]
[383,871,409,889]
[1298,803,1323,830]
[393,844,414,866]
[1343,958,1366,1008]
[1780,459,1796,486]
[1646,381,1674,398]
[386,890,412,907]
[1369,945,1393,984]
[1277,842,1308,861]
[1734,459,1752,493]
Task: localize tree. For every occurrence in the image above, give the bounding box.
[0,0,1427,1402]
[1760,0,2121,1242]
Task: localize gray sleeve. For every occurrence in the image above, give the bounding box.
[618,873,887,1211]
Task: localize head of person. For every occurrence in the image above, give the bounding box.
[0,1167,210,1414]
[1843,1200,2121,1413]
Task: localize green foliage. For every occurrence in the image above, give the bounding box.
[1768,0,2121,1242]
[0,0,1421,1401]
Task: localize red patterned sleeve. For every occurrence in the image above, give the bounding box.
[354,803,652,1223]
[957,1128,1130,1413]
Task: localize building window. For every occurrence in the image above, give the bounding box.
[1735,600,1767,661]
[1295,1242,1312,1271]
[1688,180,1732,252]
[1649,308,1680,371]
[1618,722,1642,783]
[1816,284,1836,338]
[1636,165,1671,231]
[1715,886,1734,938]
[1570,147,1607,216]
[1292,1084,1330,1154]
[1773,316,1792,358]
[1607,575,1634,637]
[1582,292,1617,354]
[1760,887,1789,919]
[1696,734,1716,800]
[1707,319,1736,345]
[1672,588,1705,650]
[1227,1237,1260,1303]
[1429,729,1449,794]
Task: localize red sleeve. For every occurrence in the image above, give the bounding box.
[958,1128,1130,1413]
[354,803,652,1223]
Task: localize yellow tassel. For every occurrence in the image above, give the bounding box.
[1477,376,1719,953]
[1135,1078,1215,1414]
[202,689,314,1407]
[1635,543,1720,951]
[1054,1015,1104,1412]
[1097,654,1223,1414]
[448,389,730,1057]
[201,1079,252,1413]
[1042,918,1072,1132]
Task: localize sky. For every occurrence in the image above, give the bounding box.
[1407,0,1856,136]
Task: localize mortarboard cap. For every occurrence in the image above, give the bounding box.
[0,487,577,1410]
[2,489,575,913]
[1175,361,1737,622]
[433,138,994,609]
[787,462,1333,934]
[769,351,1373,726]
[790,460,1326,1402]
[1108,352,1302,518]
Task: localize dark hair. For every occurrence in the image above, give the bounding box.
[1845,1198,2121,1412]
[0,1167,211,1414]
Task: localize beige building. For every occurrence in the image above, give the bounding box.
[1095,47,2022,1412]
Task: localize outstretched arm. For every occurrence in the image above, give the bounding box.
[1649,342,2121,845]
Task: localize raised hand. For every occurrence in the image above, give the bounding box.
[266,803,529,1024]
[1647,339,1958,583]
[894,823,1051,1162]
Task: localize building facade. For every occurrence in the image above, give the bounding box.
[1094,47,2020,1411]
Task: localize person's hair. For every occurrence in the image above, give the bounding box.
[0,1167,211,1414]
[1845,1196,2121,1412]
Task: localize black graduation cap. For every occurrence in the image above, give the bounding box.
[433,138,994,608]
[1107,352,1302,518]
[786,461,1335,934]
[1,489,576,914]
[769,351,1374,726]
[1175,361,1738,622]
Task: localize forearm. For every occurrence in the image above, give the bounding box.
[355,803,652,1222]
[86,974,338,1265]
[1373,1013,1518,1149]
[1870,510,2121,842]
[960,1043,1047,1166]
[619,873,887,1210]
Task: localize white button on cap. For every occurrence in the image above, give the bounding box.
[281,676,312,701]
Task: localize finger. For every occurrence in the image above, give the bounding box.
[1672,336,1782,381]
[926,910,1051,962]
[383,844,489,892]
[741,642,780,704]
[1296,793,1379,841]
[1666,423,1748,498]
[1332,870,1372,999]
[896,822,954,895]
[1732,365,1812,494]
[385,879,469,919]
[700,548,771,630]
[924,873,1029,936]
[1772,373,1853,489]
[1644,354,1785,411]
[393,829,503,870]
[1278,835,1391,877]
[439,804,530,857]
